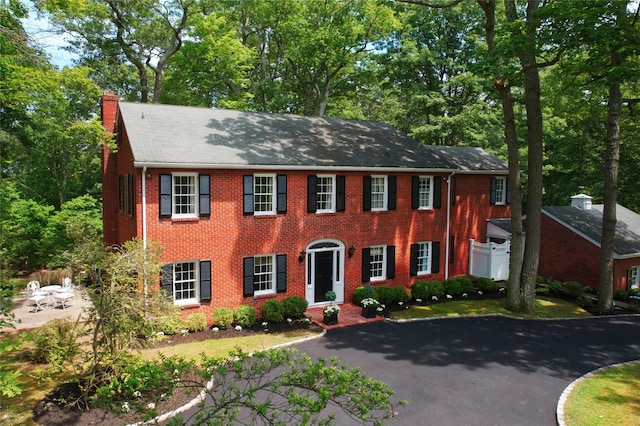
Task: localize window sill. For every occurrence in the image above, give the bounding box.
[170,217,200,222]
[175,302,201,309]
[251,292,277,300]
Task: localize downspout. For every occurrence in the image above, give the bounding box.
[445,171,456,280]
[142,167,148,300]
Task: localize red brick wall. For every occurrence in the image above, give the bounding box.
[101,93,120,246]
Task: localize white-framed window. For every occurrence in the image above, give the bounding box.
[493,176,506,205]
[173,261,198,303]
[418,176,433,209]
[316,175,335,212]
[416,241,432,275]
[370,245,386,281]
[253,254,276,295]
[254,174,276,215]
[629,266,639,290]
[371,176,387,211]
[173,173,198,217]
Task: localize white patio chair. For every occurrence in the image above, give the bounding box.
[28,293,47,313]
[26,280,41,296]
[54,289,74,309]
[62,277,74,290]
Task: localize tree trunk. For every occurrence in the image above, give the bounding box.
[598,69,621,313]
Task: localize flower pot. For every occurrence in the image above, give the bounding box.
[361,306,377,318]
[323,312,338,325]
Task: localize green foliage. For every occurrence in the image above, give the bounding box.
[184,313,207,332]
[561,281,587,299]
[444,277,474,297]
[393,286,411,303]
[411,281,445,299]
[535,287,551,295]
[212,308,234,329]
[261,300,285,323]
[353,285,379,306]
[576,295,594,309]
[0,336,23,398]
[375,286,395,305]
[547,279,564,293]
[282,296,308,320]
[27,318,83,368]
[477,278,499,293]
[158,314,183,335]
[233,305,257,328]
[614,290,629,301]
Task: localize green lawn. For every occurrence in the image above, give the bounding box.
[390,296,592,320]
[563,362,640,426]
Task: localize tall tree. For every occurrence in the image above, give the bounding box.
[35,0,201,103]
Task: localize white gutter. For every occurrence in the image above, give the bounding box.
[142,166,148,299]
[445,171,456,280]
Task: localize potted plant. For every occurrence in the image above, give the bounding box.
[360,297,380,318]
[323,291,340,325]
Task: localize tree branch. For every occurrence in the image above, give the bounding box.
[397,0,466,8]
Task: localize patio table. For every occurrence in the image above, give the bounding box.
[39,285,62,307]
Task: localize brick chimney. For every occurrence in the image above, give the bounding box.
[571,193,593,210]
[101,92,119,246]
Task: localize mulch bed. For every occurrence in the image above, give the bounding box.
[33,320,322,426]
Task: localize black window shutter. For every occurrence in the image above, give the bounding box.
[277,175,287,213]
[362,248,371,282]
[627,269,634,290]
[307,175,317,213]
[126,174,134,216]
[276,254,287,293]
[449,235,455,264]
[363,176,372,211]
[410,244,418,276]
[161,264,173,296]
[506,178,511,204]
[450,176,456,206]
[199,260,211,301]
[199,174,210,217]
[243,175,254,215]
[386,245,396,279]
[388,176,397,210]
[434,177,442,209]
[490,177,497,204]
[160,174,172,218]
[119,175,125,211]
[432,242,441,273]
[411,176,420,209]
[336,175,346,212]
[243,257,254,297]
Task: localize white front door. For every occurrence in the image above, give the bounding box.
[305,240,345,306]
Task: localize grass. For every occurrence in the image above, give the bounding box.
[390,296,592,320]
[563,362,640,426]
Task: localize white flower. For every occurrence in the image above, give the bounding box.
[462,293,468,298]
[446,294,453,299]
[416,298,422,302]
[287,318,293,324]
[499,287,506,293]
[398,301,404,306]
[432,296,438,301]
[262,321,269,327]
[235,325,242,331]
[212,327,219,332]
[147,402,156,410]
[361,298,380,308]
[478,290,483,295]
[133,390,141,398]
[121,402,130,413]
[376,307,384,312]
[156,331,164,336]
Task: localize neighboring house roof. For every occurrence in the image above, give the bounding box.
[117,102,508,173]
[542,205,640,258]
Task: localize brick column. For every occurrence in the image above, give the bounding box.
[101,92,119,246]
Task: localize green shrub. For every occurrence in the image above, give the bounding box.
[547,279,563,293]
[614,290,629,301]
[261,300,285,323]
[158,314,183,335]
[561,281,586,298]
[477,278,499,293]
[535,287,550,295]
[629,289,640,298]
[444,277,473,297]
[233,305,257,328]
[410,281,429,300]
[576,295,594,308]
[393,286,410,303]
[353,285,379,306]
[212,307,234,329]
[426,281,445,298]
[282,296,308,319]
[185,313,207,332]
[376,286,395,305]
[29,318,82,367]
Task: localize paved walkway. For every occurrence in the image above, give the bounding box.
[306,303,385,330]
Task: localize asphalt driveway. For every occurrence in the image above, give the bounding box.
[292,315,640,426]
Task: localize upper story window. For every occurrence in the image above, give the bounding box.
[244,174,287,215]
[491,176,509,205]
[412,176,442,209]
[161,260,211,305]
[307,175,345,213]
[363,175,396,212]
[243,254,287,297]
[629,266,639,290]
[160,173,210,219]
[362,245,395,282]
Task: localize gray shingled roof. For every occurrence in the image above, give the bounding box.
[542,205,640,257]
[117,102,507,172]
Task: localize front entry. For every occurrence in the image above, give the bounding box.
[305,240,345,306]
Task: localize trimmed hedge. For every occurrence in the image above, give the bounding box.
[282,296,308,319]
[476,277,499,293]
[353,285,379,306]
[185,313,207,332]
[443,277,474,297]
[261,300,285,323]
[233,305,257,328]
[212,307,234,329]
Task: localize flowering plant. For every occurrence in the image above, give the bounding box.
[323,290,340,315]
[361,297,380,308]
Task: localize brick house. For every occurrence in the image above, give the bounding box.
[101,93,510,318]
[538,194,640,293]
